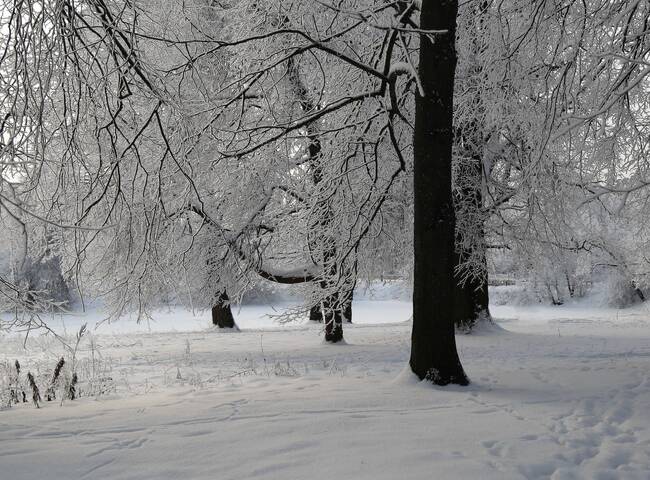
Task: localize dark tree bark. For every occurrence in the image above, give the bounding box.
[211,290,237,329]
[409,0,469,385]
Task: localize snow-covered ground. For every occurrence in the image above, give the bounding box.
[2,297,650,479]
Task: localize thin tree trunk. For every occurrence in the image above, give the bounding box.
[211,290,237,329]
[409,0,469,385]
[287,54,346,342]
[319,250,345,342]
[322,293,344,343]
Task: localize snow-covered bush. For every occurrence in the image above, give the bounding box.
[595,268,646,308]
[503,241,591,306]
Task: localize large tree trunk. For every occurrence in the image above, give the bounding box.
[409,0,469,385]
[211,290,237,329]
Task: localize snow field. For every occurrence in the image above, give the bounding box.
[1,301,650,479]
